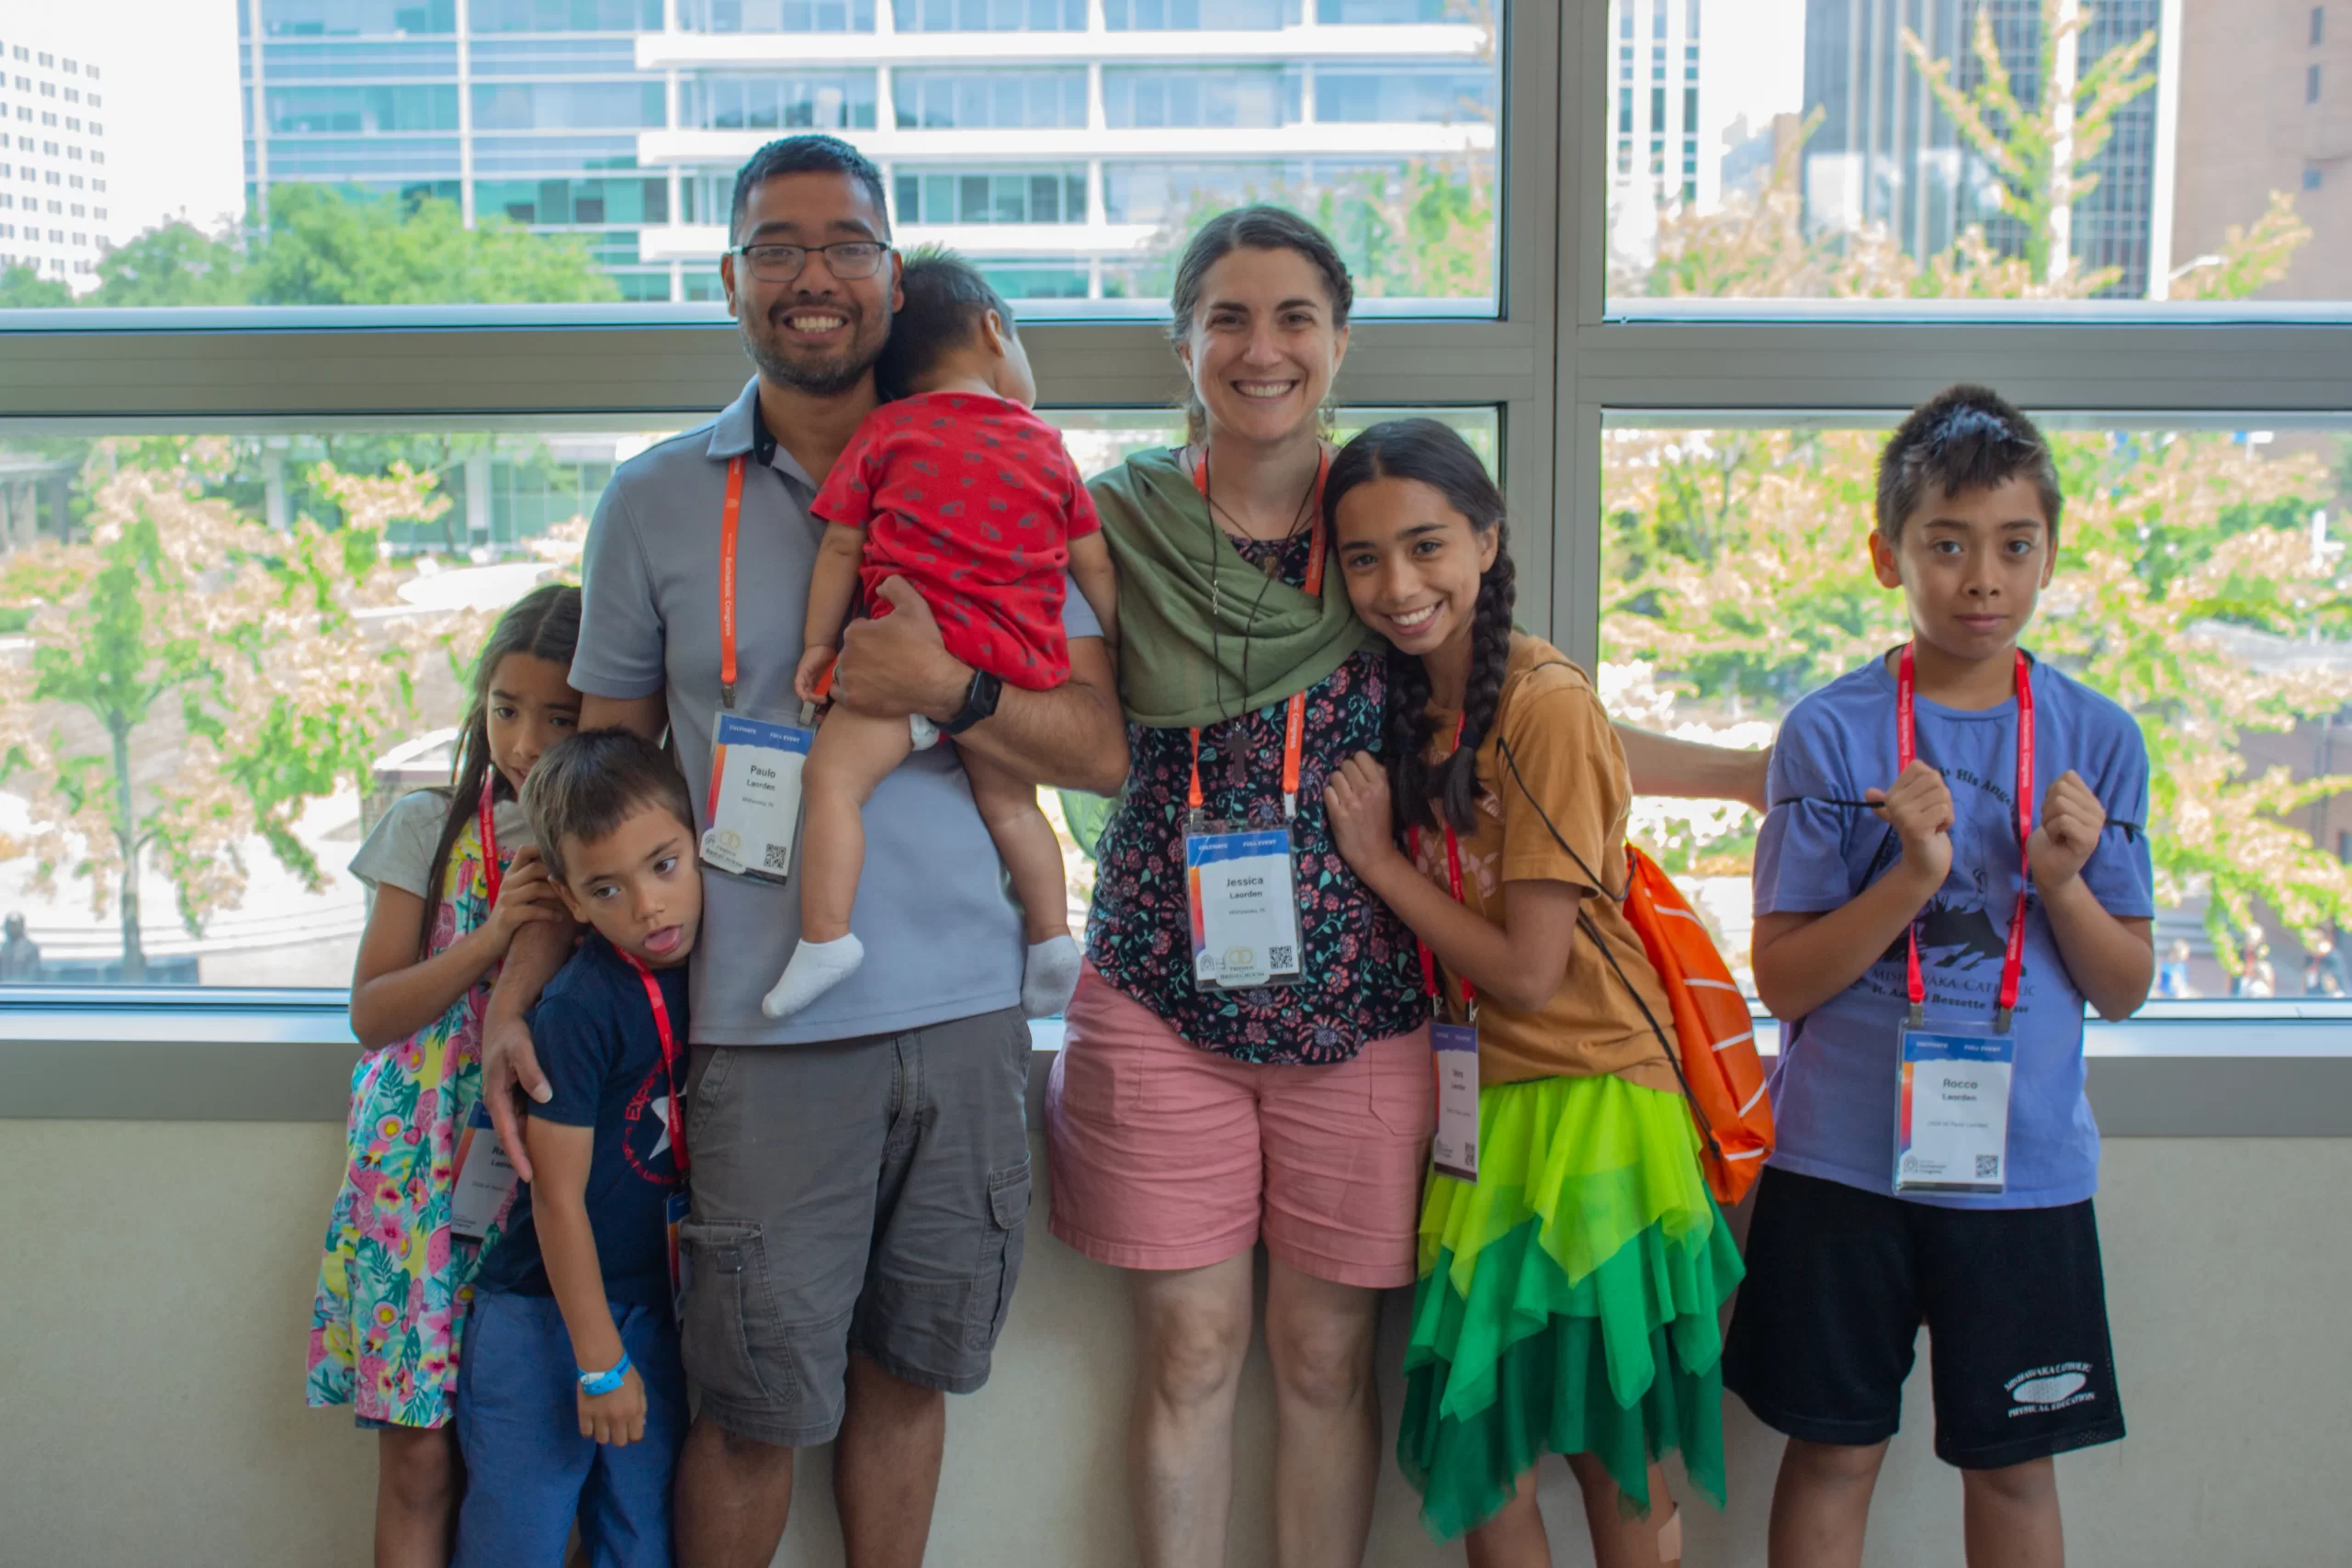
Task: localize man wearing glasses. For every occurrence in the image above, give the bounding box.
[481,134,1126,1568]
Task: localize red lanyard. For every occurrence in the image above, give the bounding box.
[718,453,747,711]
[478,777,503,912]
[1186,446,1330,823]
[1405,716,1475,1021]
[1896,644,2034,1030]
[619,951,689,1177]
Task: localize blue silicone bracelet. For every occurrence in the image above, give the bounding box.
[578,1351,631,1397]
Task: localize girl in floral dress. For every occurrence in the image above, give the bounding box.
[309,584,580,1568]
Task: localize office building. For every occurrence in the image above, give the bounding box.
[242,0,677,301]
[1801,0,2165,298]
[1607,0,1713,258]
[2168,0,2352,299]
[0,10,117,292]
[241,0,1497,306]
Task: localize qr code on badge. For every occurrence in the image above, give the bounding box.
[763,842,790,872]
[1976,1155,2000,1179]
[1269,944,1295,971]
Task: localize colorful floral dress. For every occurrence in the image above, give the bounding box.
[1084,530,1426,1064]
[306,803,513,1428]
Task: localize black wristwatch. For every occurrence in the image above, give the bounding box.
[937,669,1002,736]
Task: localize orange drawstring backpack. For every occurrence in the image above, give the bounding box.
[1495,734,1776,1208]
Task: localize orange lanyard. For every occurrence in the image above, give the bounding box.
[718,453,747,711]
[618,950,688,1178]
[1185,446,1330,823]
[1406,716,1475,1020]
[1896,643,2034,1030]
[477,778,503,912]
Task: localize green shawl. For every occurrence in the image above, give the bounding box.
[1091,446,1374,729]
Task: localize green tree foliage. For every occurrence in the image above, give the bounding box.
[14,184,620,310]
[0,265,73,308]
[247,185,618,306]
[1609,12,2352,961]
[87,222,248,307]
[0,446,435,976]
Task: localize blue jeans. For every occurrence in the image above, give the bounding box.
[453,1292,685,1568]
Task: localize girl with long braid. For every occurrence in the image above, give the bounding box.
[1321,419,1743,1567]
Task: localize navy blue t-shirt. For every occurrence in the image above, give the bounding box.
[475,932,687,1308]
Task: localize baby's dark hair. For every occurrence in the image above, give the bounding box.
[1877,384,2064,544]
[875,247,1013,402]
[1324,417,1515,836]
[523,728,698,886]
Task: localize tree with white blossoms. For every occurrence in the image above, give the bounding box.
[1608,5,2352,964]
[0,442,438,979]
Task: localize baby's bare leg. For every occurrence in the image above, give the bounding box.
[959,750,1069,944]
[798,707,916,943]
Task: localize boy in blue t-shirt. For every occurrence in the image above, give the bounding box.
[454,729,703,1568]
[1726,385,2155,1568]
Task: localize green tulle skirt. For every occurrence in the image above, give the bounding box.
[1398,1071,1745,1541]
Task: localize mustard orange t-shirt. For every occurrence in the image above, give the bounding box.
[1417,637,1681,1092]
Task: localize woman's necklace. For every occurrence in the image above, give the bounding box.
[1199,445,1322,579]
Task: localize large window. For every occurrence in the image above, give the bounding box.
[1603,417,2352,1000]
[894,70,1087,130]
[10,0,1501,311]
[0,408,1494,988]
[1608,0,2352,311]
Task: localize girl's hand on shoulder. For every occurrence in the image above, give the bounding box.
[1324,751,1403,878]
[485,847,567,951]
[577,1363,647,1448]
[794,644,837,707]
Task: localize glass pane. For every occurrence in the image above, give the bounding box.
[1602,414,2352,1001]
[0,423,676,988]
[0,0,1498,312]
[1608,0,2352,311]
[0,407,1494,989]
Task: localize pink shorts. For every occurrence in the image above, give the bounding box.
[1044,967,1435,1290]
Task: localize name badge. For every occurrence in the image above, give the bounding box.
[702,713,811,883]
[1185,824,1306,990]
[450,1100,520,1241]
[1431,1022,1480,1184]
[665,1189,691,1324]
[1894,1023,2015,1194]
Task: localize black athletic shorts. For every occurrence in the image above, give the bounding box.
[1723,1167,2125,1470]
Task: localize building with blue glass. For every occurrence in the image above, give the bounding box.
[241,0,1498,305]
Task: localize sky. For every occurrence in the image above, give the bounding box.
[0,0,245,243]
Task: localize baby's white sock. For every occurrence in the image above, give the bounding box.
[1021,933,1082,1018]
[762,933,865,1019]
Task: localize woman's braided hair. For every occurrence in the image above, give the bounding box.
[1322,417,1516,837]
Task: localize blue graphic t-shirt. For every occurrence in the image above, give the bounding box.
[475,932,687,1307]
[1753,650,2154,1210]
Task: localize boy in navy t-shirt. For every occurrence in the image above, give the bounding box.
[454,729,702,1568]
[1726,386,2156,1568]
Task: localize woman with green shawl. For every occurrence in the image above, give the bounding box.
[1042,207,1765,1567]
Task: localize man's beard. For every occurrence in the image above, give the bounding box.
[741,308,888,399]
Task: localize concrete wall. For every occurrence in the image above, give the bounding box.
[2,1118,2346,1567]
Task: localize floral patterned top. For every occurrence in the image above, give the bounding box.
[1086,530,1427,1064]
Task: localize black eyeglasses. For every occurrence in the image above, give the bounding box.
[729,240,891,283]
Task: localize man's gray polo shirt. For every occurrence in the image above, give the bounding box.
[571,378,1102,1046]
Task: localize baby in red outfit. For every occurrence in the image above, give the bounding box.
[764,250,1119,1020]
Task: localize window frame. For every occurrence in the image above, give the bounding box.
[3,4,2351,1047]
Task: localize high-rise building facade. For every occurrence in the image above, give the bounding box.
[242,0,676,300]
[240,0,1497,305]
[0,11,117,292]
[2170,0,2352,300]
[1801,0,2165,297]
[1603,0,1712,267]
